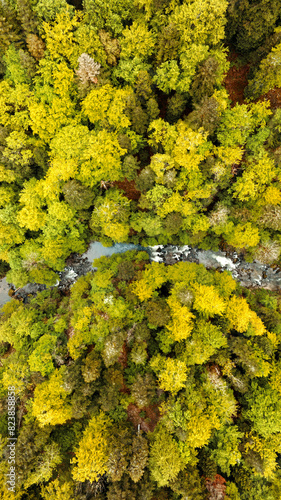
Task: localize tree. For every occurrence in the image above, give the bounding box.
[209,426,243,475]
[226,0,281,53]
[71,412,112,482]
[154,0,228,94]
[150,355,188,393]
[224,223,260,250]
[244,383,281,438]
[41,479,75,500]
[119,21,156,60]
[90,189,131,243]
[181,320,227,365]
[62,180,95,210]
[76,52,101,84]
[225,296,266,336]
[24,443,62,488]
[165,295,195,341]
[107,423,132,481]
[192,284,226,318]
[130,261,166,301]
[28,334,57,376]
[81,84,131,132]
[32,367,72,426]
[149,424,188,487]
[128,433,149,483]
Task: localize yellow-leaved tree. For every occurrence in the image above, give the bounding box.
[71,412,112,482]
[32,367,72,426]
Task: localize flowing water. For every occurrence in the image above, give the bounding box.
[1,242,280,308]
[0,278,11,308]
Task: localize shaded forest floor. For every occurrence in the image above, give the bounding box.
[224,50,281,109]
[224,51,250,105]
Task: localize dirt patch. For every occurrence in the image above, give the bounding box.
[256,88,281,109]
[0,345,15,361]
[113,179,141,201]
[224,52,250,106]
[127,403,161,433]
[118,342,128,368]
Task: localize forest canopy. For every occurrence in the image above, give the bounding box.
[1,252,281,499]
[0,0,281,284]
[1,0,281,499]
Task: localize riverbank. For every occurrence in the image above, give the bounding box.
[1,242,280,308]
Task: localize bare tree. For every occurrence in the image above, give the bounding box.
[76,53,101,84]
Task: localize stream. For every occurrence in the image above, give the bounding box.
[0,242,280,308]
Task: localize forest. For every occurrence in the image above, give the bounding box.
[1,0,281,498]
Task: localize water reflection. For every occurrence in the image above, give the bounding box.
[0,277,11,309]
[84,242,143,263]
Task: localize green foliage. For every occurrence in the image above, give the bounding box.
[149,424,188,487]
[246,35,281,98]
[226,0,281,53]
[209,425,243,475]
[244,383,281,437]
[0,254,280,496]
[1,0,281,496]
[28,334,57,376]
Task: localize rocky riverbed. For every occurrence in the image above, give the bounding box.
[1,242,281,308]
[148,245,281,290]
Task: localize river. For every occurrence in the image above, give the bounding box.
[0,242,280,308]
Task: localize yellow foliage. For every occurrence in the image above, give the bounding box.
[215,145,244,166]
[225,296,252,333]
[82,84,131,131]
[225,296,266,336]
[233,153,277,202]
[0,465,23,500]
[41,479,74,500]
[0,187,15,207]
[29,96,77,142]
[261,185,281,206]
[120,21,156,59]
[213,270,237,298]
[94,268,114,289]
[225,222,260,249]
[71,412,112,482]
[0,165,17,183]
[166,295,195,341]
[270,361,281,394]
[185,408,219,448]
[248,310,266,336]
[244,432,281,479]
[48,202,75,222]
[130,262,166,301]
[0,221,25,248]
[79,130,125,186]
[192,283,226,317]
[32,367,72,426]
[17,206,46,231]
[156,192,184,218]
[42,12,79,62]
[41,238,67,267]
[173,122,208,172]
[150,154,175,183]
[72,306,92,332]
[151,355,188,393]
[0,81,31,131]
[149,426,188,487]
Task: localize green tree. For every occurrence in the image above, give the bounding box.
[149,424,188,487]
